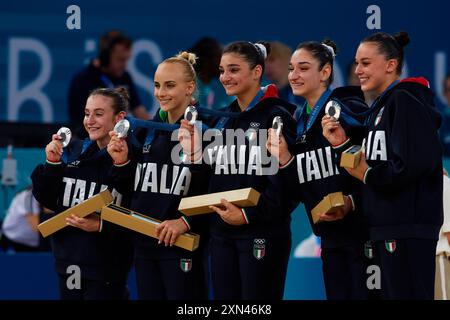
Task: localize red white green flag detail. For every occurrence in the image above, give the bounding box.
[180,259,192,272]
[385,240,397,253]
[364,241,374,259]
[375,107,385,126]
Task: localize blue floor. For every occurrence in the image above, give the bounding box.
[0,252,325,300]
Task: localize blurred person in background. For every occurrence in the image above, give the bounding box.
[0,186,41,252]
[68,30,150,139]
[435,170,450,300]
[347,61,373,105]
[264,41,304,109]
[188,37,234,110]
[439,74,450,156]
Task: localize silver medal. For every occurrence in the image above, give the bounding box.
[325,100,341,120]
[114,119,130,138]
[56,127,72,148]
[272,116,283,136]
[184,106,198,125]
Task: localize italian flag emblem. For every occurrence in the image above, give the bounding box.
[385,240,397,253]
[374,107,385,126]
[180,259,192,272]
[253,239,266,260]
[364,241,374,259]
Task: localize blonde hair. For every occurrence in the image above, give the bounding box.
[162,51,197,82]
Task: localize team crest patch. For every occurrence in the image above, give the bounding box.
[180,258,192,272]
[245,128,257,141]
[364,241,374,259]
[253,239,266,260]
[385,239,396,253]
[374,107,385,126]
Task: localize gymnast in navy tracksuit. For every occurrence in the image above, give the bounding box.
[267,40,370,299]
[108,52,208,300]
[323,32,443,299]
[31,88,133,300]
[182,41,297,300]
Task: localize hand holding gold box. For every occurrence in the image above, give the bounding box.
[37,189,113,237]
[178,188,260,216]
[311,192,345,224]
[100,204,200,251]
[340,145,362,169]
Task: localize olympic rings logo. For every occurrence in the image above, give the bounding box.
[254,239,265,245]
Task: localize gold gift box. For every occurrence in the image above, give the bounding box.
[38,189,113,237]
[311,192,345,224]
[178,188,260,216]
[340,145,362,169]
[100,204,200,251]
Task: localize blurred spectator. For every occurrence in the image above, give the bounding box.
[294,233,321,258]
[68,30,150,139]
[0,186,41,252]
[347,61,373,105]
[265,41,304,107]
[435,171,450,299]
[346,61,359,86]
[439,74,450,156]
[188,37,234,109]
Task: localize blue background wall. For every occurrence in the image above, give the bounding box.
[0,0,448,123]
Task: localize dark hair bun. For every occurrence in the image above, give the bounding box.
[256,41,271,58]
[394,31,410,48]
[322,39,339,56]
[115,87,130,103]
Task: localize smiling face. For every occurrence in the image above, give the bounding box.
[355,42,398,97]
[219,53,262,97]
[154,62,194,117]
[84,95,122,148]
[288,48,330,100]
